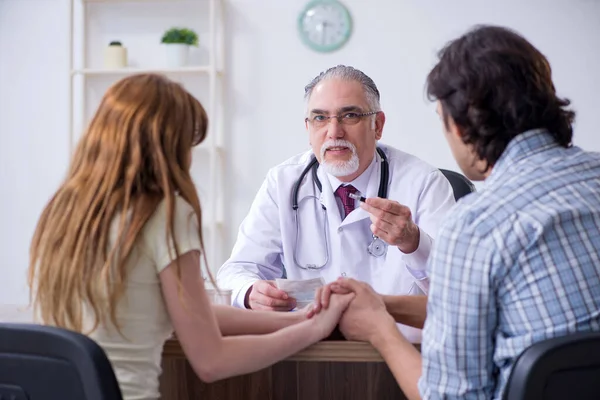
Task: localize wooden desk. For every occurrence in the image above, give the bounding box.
[0,306,409,399]
[160,337,409,400]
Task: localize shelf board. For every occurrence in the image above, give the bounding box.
[71,66,219,76]
[83,0,196,3]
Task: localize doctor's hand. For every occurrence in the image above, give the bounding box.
[334,278,396,343]
[245,280,297,311]
[360,197,420,254]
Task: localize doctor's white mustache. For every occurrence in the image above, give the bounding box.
[319,139,357,159]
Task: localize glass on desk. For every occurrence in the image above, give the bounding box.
[206,288,232,305]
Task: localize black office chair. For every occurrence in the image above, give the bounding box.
[439,168,476,201]
[503,331,600,400]
[0,323,123,400]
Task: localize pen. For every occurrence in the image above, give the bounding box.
[348,192,367,203]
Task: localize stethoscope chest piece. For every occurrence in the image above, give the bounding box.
[367,236,388,257]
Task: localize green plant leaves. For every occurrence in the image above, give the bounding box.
[161,28,199,46]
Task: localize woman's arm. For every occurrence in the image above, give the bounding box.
[160,250,349,383]
[212,304,304,336]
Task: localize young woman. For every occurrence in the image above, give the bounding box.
[28,73,352,400]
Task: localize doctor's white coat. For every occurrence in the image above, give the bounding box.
[217,144,457,342]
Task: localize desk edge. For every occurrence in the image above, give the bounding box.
[163,339,388,363]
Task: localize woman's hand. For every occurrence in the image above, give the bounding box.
[309,293,355,339]
[296,302,317,319]
[306,280,353,318]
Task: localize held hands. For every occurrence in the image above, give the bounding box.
[360,197,420,254]
[307,292,355,340]
[245,280,297,311]
[310,278,395,343]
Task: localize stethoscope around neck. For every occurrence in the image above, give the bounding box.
[290,147,390,270]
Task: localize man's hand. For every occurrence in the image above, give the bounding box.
[360,197,420,254]
[335,278,396,342]
[245,280,297,311]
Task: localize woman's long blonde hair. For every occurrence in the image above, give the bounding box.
[28,73,213,333]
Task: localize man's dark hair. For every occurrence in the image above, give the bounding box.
[426,25,575,170]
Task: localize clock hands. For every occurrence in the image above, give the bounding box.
[319,21,328,45]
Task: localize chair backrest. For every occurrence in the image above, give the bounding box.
[0,323,123,400]
[503,331,600,400]
[439,169,476,201]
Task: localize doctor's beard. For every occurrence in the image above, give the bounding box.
[319,139,360,177]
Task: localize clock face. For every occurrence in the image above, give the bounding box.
[298,0,352,53]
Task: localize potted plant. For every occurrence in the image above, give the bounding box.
[161,27,199,67]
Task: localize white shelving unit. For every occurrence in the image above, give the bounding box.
[67,0,227,274]
[72,66,216,75]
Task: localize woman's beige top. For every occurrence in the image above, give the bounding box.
[82,196,201,400]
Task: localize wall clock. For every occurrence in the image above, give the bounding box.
[297,0,353,53]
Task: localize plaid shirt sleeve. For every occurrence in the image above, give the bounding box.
[418,212,500,399]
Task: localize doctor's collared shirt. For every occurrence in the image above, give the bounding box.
[419,130,600,399]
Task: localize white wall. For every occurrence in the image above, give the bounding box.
[1,0,599,305]
[0,0,71,305]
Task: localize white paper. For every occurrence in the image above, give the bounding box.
[275,277,326,308]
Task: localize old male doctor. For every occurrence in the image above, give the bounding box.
[217,65,456,342]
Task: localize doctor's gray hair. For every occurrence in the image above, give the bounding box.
[304,65,382,112]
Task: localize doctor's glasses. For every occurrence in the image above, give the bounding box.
[305,111,379,129]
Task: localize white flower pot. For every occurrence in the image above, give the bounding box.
[165,44,190,67]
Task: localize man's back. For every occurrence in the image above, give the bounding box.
[421,130,600,399]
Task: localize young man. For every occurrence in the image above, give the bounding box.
[316,25,600,399]
[217,65,456,343]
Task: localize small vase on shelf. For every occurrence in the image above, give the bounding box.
[103,41,127,69]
